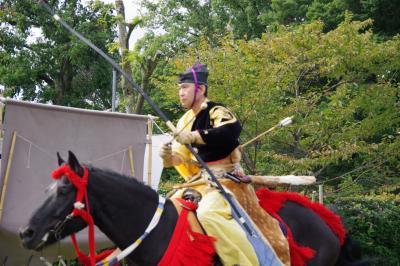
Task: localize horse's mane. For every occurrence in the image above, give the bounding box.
[87,165,156,196]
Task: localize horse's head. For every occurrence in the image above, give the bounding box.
[19,151,87,250]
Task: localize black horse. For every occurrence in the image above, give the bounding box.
[277,201,367,266]
[19,151,367,265]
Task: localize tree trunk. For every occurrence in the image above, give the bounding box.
[115,0,135,113]
[54,57,73,105]
[115,0,162,114]
[134,51,162,114]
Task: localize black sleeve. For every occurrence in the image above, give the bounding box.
[198,105,242,147]
[199,121,241,147]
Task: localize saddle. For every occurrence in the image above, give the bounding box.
[220,180,291,266]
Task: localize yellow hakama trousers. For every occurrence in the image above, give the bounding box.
[197,189,259,266]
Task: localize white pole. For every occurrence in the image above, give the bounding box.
[319,185,324,204]
[0,101,4,138]
[311,190,317,202]
[112,68,117,112]
[147,117,153,187]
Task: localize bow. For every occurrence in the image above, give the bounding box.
[37,0,254,234]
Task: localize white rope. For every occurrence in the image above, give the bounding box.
[120,149,126,173]
[16,134,54,160]
[152,119,166,135]
[95,196,166,266]
[17,133,131,167]
[88,148,128,163]
[117,196,166,260]
[16,131,137,177]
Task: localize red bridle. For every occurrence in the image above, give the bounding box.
[52,165,112,266]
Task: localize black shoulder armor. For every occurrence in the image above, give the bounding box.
[191,101,241,162]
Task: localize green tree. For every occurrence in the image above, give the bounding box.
[114,0,147,114]
[260,0,312,25]
[307,0,400,35]
[140,0,228,46]
[214,0,272,39]
[335,195,400,265]
[138,0,400,61]
[154,18,400,194]
[0,0,117,109]
[140,0,276,44]
[305,0,348,31]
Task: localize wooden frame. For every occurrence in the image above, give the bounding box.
[0,131,17,222]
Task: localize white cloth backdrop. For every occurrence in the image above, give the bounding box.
[0,100,148,265]
[143,134,171,190]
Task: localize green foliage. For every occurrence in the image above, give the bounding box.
[139,0,400,54]
[307,0,350,31]
[135,0,400,118]
[307,0,400,35]
[0,0,117,109]
[139,0,286,44]
[151,18,400,194]
[260,0,312,25]
[334,195,400,265]
[140,0,230,46]
[157,167,183,196]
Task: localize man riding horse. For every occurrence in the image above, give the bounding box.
[17,64,365,265]
[160,63,291,265]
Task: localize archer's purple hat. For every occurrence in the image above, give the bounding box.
[178,63,208,85]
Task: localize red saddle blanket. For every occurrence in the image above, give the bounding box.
[256,188,346,266]
[158,199,216,266]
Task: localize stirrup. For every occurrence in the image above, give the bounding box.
[182,188,202,205]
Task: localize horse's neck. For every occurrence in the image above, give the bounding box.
[87,171,177,265]
[87,172,158,244]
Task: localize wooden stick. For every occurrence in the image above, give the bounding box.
[127,146,135,177]
[173,175,315,189]
[240,125,279,149]
[0,131,17,223]
[173,179,206,189]
[171,178,286,190]
[167,173,202,197]
[172,175,316,189]
[251,175,316,186]
[147,117,153,186]
[240,116,293,149]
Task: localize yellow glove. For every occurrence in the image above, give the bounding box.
[174,130,205,145]
[159,142,173,167]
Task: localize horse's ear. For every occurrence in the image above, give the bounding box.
[57,152,65,166]
[67,151,82,174]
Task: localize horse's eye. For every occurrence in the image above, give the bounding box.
[60,176,70,185]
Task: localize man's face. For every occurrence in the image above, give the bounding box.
[178,82,196,109]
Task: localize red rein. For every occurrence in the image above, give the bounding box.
[52,165,112,266]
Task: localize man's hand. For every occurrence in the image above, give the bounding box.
[159,143,173,167]
[174,130,205,145]
[232,162,245,177]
